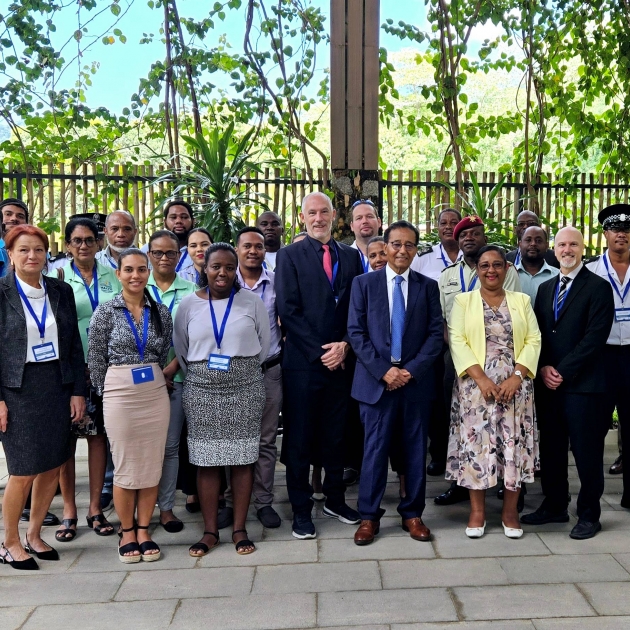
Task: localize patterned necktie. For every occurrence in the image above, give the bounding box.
[556,275,571,310]
[391,275,405,362]
[322,244,333,283]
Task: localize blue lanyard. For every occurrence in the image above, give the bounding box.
[439,244,449,267]
[151,285,177,313]
[72,263,99,312]
[603,253,630,305]
[260,281,266,301]
[553,276,573,321]
[16,278,48,340]
[176,249,188,272]
[195,269,200,285]
[358,248,370,273]
[104,250,117,269]
[459,264,478,292]
[514,250,521,266]
[123,306,150,360]
[208,287,236,351]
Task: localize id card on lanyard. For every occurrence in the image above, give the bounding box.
[207,287,235,371]
[603,253,630,322]
[16,278,57,362]
[123,306,154,383]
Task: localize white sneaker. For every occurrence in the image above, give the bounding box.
[465,521,486,538]
[502,521,523,539]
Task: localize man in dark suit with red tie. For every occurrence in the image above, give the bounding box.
[276,192,364,539]
[347,220,443,545]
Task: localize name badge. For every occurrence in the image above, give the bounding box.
[208,354,231,371]
[131,365,155,384]
[32,342,56,362]
[615,308,630,322]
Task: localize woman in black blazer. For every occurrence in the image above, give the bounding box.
[0,225,86,570]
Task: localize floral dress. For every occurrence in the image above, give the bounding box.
[446,299,539,491]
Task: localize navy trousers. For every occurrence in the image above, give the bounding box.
[357,386,431,521]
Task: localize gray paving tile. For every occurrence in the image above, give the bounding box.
[22,600,178,630]
[318,588,457,626]
[612,552,630,573]
[453,584,595,620]
[319,536,435,563]
[392,623,536,630]
[0,572,124,607]
[171,593,316,630]
[577,581,630,615]
[196,539,317,567]
[0,607,33,630]
[499,553,630,584]
[262,516,407,541]
[252,560,380,594]
[533,618,630,630]
[433,531,550,559]
[539,530,630,555]
[380,558,506,589]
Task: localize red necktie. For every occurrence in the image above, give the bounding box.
[322,244,333,283]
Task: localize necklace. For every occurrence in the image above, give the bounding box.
[482,292,505,313]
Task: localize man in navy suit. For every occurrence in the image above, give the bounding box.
[348,220,443,545]
[276,192,364,539]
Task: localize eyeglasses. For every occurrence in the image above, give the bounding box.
[477,262,505,271]
[388,241,417,252]
[150,250,179,260]
[351,199,378,209]
[69,237,97,247]
[609,226,630,234]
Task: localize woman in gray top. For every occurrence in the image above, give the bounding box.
[174,243,270,557]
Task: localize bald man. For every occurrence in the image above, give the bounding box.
[506,210,559,269]
[522,226,614,540]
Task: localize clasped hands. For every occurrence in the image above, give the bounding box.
[475,373,522,404]
[540,365,563,390]
[383,367,412,391]
[321,341,349,370]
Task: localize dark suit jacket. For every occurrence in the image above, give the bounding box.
[507,248,560,269]
[0,271,86,398]
[348,268,444,404]
[534,265,614,393]
[276,236,363,371]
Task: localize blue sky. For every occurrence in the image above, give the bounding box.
[48,0,428,114]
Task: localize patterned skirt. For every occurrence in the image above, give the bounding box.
[183,357,265,466]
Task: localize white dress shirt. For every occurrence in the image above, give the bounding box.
[410,243,463,281]
[351,240,373,273]
[264,250,278,271]
[385,264,409,317]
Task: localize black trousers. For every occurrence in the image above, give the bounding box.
[428,347,452,464]
[281,367,350,514]
[344,397,364,472]
[536,386,608,522]
[603,344,630,502]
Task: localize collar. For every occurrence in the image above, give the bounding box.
[67,260,110,282]
[236,266,270,291]
[307,235,335,251]
[435,243,463,260]
[560,262,583,280]
[386,263,410,283]
[516,259,553,276]
[147,272,190,293]
[111,292,151,309]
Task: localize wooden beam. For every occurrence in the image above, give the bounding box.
[346,0,363,169]
[330,0,346,170]
[363,0,379,170]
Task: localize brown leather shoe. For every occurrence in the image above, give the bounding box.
[610,455,623,475]
[402,517,431,541]
[354,520,380,546]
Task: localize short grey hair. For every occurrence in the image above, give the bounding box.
[105,210,136,228]
[301,191,333,211]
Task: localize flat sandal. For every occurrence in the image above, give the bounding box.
[189,531,219,557]
[232,529,256,555]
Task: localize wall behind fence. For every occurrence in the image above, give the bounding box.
[1,163,628,254]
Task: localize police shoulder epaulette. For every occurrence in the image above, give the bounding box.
[416,248,432,259]
[48,252,67,263]
[584,255,600,265]
[441,260,461,273]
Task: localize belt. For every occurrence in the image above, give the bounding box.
[263,354,282,371]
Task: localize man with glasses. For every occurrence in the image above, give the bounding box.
[96,210,138,270]
[348,220,443,545]
[349,200,382,274]
[507,210,559,269]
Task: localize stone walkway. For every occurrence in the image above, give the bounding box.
[2,433,630,630]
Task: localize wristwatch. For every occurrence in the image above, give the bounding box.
[514,370,524,382]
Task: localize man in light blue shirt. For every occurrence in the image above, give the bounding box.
[516,226,559,304]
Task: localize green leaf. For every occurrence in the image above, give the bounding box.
[110,2,121,16]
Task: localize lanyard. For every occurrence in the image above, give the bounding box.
[514,250,521,266]
[459,264,478,292]
[553,277,573,321]
[72,263,99,312]
[603,252,630,305]
[151,285,177,313]
[16,278,48,340]
[195,269,200,285]
[104,249,117,269]
[176,249,188,272]
[123,306,150,360]
[358,248,370,273]
[208,287,236,351]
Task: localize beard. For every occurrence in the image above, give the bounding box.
[560,255,578,269]
[109,244,128,253]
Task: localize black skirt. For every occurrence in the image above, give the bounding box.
[1,361,72,476]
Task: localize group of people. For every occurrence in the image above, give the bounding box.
[0,190,626,571]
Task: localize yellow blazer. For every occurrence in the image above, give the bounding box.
[448,290,541,379]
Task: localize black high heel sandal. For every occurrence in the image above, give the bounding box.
[55,518,78,542]
[136,524,161,562]
[118,526,141,564]
[0,543,39,571]
[24,535,59,561]
[86,513,114,536]
[188,531,219,557]
[232,529,256,555]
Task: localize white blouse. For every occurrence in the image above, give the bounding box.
[16,274,60,363]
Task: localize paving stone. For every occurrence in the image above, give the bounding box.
[532,617,630,630]
[453,584,595,620]
[380,558,506,589]
[576,581,630,615]
[499,553,630,584]
[252,560,381,594]
[539,530,630,555]
[0,607,33,630]
[317,588,457,626]
[196,539,317,567]
[171,593,316,630]
[392,623,536,630]
[22,600,178,630]
[116,566,253,601]
[612,552,630,573]
[433,531,550,559]
[0,572,125,607]
[319,536,435,563]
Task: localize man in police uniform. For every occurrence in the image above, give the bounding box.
[434,215,522,505]
[411,209,462,281]
[585,204,630,505]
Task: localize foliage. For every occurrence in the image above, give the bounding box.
[152,123,269,244]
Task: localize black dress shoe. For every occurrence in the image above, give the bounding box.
[20,510,60,527]
[521,508,569,525]
[570,520,602,540]
[620,496,630,509]
[427,461,446,476]
[609,455,623,475]
[218,500,234,530]
[159,518,184,533]
[434,482,469,505]
[257,506,282,528]
[343,468,360,486]
[24,536,59,561]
